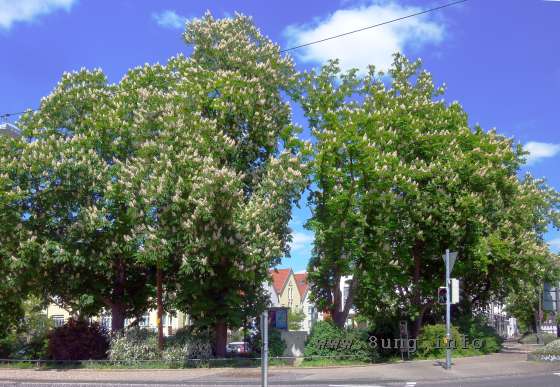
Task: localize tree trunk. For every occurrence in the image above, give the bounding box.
[111,257,126,332]
[156,265,164,352]
[332,275,357,328]
[411,303,431,339]
[214,319,228,358]
[111,302,125,332]
[330,272,344,328]
[410,240,424,338]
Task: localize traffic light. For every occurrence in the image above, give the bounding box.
[438,286,447,304]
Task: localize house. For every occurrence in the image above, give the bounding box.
[482,302,518,338]
[45,302,188,336]
[294,272,317,332]
[270,268,301,310]
[268,268,319,332]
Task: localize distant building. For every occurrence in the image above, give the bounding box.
[294,272,318,332]
[270,268,301,309]
[45,302,188,336]
[483,302,518,338]
[268,268,317,332]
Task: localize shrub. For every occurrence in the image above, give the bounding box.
[108,328,160,362]
[304,321,377,362]
[415,323,500,359]
[108,327,213,364]
[288,309,306,331]
[166,327,213,360]
[457,316,503,354]
[250,328,287,357]
[0,298,52,359]
[519,332,557,345]
[533,339,560,356]
[416,324,465,358]
[48,319,109,360]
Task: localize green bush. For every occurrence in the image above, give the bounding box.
[416,321,502,359]
[303,321,377,362]
[416,324,464,358]
[519,332,557,345]
[166,327,212,360]
[108,329,160,362]
[0,299,52,359]
[250,328,286,357]
[108,327,213,364]
[48,319,109,360]
[456,316,503,354]
[532,339,560,356]
[288,309,306,331]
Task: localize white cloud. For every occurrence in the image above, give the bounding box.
[0,0,76,30]
[152,10,188,30]
[524,142,560,165]
[283,0,446,72]
[289,231,314,252]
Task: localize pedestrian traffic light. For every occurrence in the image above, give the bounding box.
[438,286,447,304]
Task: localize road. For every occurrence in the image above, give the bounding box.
[3,374,560,386]
[1,353,559,386]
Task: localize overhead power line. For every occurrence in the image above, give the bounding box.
[0,0,468,119]
[280,0,468,53]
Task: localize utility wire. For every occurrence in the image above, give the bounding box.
[0,0,468,120]
[280,0,468,53]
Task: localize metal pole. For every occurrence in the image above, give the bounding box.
[261,310,268,387]
[537,289,543,345]
[556,282,560,338]
[445,249,451,370]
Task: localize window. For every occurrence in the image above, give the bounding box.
[288,285,293,307]
[101,315,112,330]
[139,314,149,327]
[162,313,173,327]
[51,315,65,328]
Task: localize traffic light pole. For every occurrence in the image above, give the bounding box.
[261,310,268,387]
[445,249,452,370]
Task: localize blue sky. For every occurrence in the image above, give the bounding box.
[1,0,559,271]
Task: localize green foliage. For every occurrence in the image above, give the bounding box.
[415,323,500,359]
[299,53,560,331]
[108,328,213,364]
[456,316,503,353]
[288,308,306,331]
[7,13,308,359]
[304,321,377,362]
[108,329,161,362]
[519,332,557,345]
[0,298,52,359]
[416,324,465,358]
[250,328,287,357]
[48,319,109,360]
[532,339,560,356]
[166,327,213,360]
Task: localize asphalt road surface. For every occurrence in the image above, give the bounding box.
[3,373,560,387]
[1,353,559,387]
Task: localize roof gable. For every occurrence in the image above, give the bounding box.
[270,268,293,295]
[294,273,309,299]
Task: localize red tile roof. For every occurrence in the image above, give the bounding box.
[294,273,308,299]
[270,268,292,295]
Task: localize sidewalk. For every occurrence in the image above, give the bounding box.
[0,353,558,385]
[500,339,544,354]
